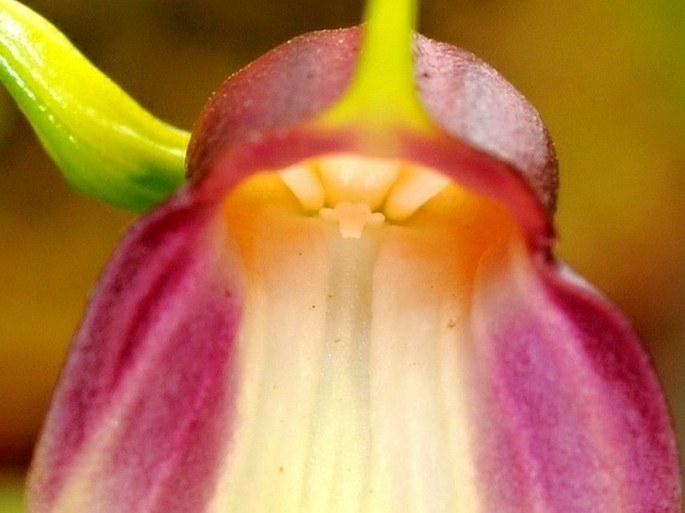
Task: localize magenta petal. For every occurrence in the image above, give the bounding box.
[469,250,680,511]
[28,200,241,513]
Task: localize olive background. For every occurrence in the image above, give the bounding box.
[1,0,684,509]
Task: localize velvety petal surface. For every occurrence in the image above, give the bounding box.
[188,29,556,215]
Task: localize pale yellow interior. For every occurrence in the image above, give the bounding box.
[210,154,518,513]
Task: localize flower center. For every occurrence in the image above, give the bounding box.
[279,154,450,238]
[215,156,520,511]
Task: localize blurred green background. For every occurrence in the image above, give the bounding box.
[1,0,683,510]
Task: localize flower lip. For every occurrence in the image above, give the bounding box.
[187,27,557,251]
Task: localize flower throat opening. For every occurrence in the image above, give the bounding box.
[214,153,522,512]
[279,154,450,238]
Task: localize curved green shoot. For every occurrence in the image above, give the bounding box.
[320,0,432,132]
[0,0,189,211]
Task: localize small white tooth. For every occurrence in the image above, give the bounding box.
[280,156,450,223]
[317,156,399,210]
[280,164,325,211]
[320,202,385,239]
[384,166,450,221]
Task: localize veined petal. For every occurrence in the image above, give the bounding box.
[27,199,243,512]
[470,242,678,511]
[27,20,679,513]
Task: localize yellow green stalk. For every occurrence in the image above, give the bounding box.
[0,0,188,211]
[320,0,433,132]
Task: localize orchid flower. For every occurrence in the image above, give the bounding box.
[1,0,680,511]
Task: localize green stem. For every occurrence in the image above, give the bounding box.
[0,0,188,211]
[321,0,431,131]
